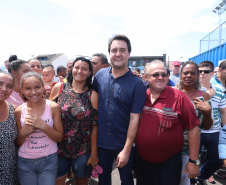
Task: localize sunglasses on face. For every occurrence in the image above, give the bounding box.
[146,73,168,78]
[199,70,212,74]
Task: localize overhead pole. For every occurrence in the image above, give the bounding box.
[212,0,226,45]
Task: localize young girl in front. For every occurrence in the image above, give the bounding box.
[15,72,63,185]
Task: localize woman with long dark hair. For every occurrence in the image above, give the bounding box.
[50,57,98,185]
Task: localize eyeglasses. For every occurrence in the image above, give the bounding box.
[199,70,212,74]
[146,73,168,78]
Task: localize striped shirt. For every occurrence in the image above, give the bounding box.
[203,76,226,133]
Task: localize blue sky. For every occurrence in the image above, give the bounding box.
[0,0,225,67]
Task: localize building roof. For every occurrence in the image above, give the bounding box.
[34,53,63,66]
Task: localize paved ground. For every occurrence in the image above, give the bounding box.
[69,167,226,185]
[203,171,226,185]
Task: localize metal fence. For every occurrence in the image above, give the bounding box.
[199,20,226,53]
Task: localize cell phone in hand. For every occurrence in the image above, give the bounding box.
[85,164,93,177]
[196,96,204,102]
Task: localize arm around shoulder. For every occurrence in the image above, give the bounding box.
[91,90,98,110]
[49,82,62,101]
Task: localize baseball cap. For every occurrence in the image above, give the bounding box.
[172,61,181,66]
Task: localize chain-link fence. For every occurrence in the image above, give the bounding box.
[200,20,226,53]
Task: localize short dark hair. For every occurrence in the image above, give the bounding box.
[92,53,108,65]
[199,61,214,71]
[108,34,131,53]
[8,59,28,74]
[219,60,226,70]
[133,68,140,74]
[67,57,93,90]
[57,65,66,74]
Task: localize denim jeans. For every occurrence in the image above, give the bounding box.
[57,154,90,178]
[98,147,135,185]
[17,152,58,185]
[198,132,223,179]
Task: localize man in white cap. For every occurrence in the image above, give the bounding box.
[170,61,181,84]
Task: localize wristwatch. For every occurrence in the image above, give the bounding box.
[189,158,200,166]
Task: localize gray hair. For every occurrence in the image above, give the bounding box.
[144,60,165,74]
[92,53,108,65]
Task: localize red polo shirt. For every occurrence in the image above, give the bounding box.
[136,86,200,163]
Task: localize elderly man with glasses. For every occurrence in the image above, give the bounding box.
[136,60,200,185]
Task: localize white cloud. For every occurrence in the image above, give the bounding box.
[0,0,223,67]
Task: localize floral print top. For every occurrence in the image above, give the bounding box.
[57,83,98,159]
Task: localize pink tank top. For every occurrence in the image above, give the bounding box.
[18,99,58,159]
[7,90,24,106]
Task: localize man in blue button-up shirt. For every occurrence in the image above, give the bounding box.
[92,34,146,185]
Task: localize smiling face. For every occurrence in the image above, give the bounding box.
[181,64,198,88]
[109,40,130,70]
[145,63,168,93]
[72,60,91,83]
[29,60,42,75]
[21,76,44,103]
[0,73,14,101]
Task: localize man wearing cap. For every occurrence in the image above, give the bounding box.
[170,61,181,84]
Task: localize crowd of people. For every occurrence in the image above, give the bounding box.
[0,34,226,185]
